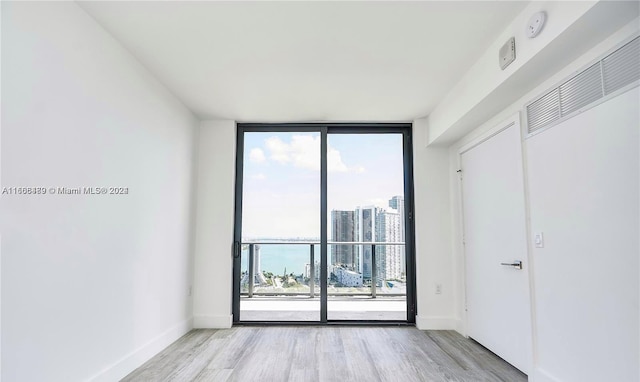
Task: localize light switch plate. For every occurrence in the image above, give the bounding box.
[534,232,544,248]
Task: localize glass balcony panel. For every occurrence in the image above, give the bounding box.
[239,243,320,321]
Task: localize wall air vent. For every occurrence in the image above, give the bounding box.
[559,62,603,117]
[525,35,639,137]
[526,89,559,134]
[603,37,640,95]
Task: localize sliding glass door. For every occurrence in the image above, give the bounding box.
[327,134,407,320]
[232,124,415,324]
[235,130,321,322]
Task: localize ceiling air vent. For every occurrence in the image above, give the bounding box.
[526,35,639,137]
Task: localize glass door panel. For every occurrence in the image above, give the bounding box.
[239,132,320,321]
[327,134,407,321]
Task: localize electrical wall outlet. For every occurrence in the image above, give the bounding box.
[435,283,442,294]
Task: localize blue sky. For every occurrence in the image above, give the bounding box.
[242,132,404,239]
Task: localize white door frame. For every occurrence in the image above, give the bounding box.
[456,112,537,375]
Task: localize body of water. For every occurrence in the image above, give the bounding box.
[241,244,321,275]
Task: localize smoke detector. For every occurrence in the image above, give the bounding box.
[526,11,546,38]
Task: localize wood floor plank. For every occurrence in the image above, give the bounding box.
[193,368,232,382]
[122,330,217,382]
[121,327,527,382]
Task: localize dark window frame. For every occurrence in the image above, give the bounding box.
[232,123,416,325]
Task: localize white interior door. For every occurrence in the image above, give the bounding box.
[460,119,532,374]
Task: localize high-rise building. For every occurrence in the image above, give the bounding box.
[338,199,406,282]
[354,205,383,281]
[304,261,321,281]
[377,209,403,280]
[330,210,355,269]
[389,195,405,240]
[389,195,406,278]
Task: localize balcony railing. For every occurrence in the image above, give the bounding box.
[240,241,406,299]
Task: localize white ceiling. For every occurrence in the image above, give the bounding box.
[79,1,528,122]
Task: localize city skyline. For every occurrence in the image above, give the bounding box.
[241,195,406,285]
[332,195,405,281]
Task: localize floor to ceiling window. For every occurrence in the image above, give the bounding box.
[233,124,415,324]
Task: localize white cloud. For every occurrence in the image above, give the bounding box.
[328,148,348,172]
[350,165,365,174]
[265,137,292,164]
[252,173,267,180]
[263,135,361,173]
[249,148,266,163]
[290,135,320,170]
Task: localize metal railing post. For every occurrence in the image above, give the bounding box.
[309,245,315,298]
[371,244,377,299]
[248,244,255,298]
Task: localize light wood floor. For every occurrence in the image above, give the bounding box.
[122,327,527,382]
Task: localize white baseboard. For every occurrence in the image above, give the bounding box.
[88,317,193,382]
[453,318,466,336]
[415,316,459,330]
[533,367,561,382]
[193,314,233,328]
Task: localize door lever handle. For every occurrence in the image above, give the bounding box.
[500,260,523,269]
[233,241,241,259]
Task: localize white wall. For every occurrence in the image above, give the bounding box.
[1,3,198,381]
[412,120,456,330]
[527,86,639,382]
[1,4,4,378]
[192,120,236,328]
[448,19,639,382]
